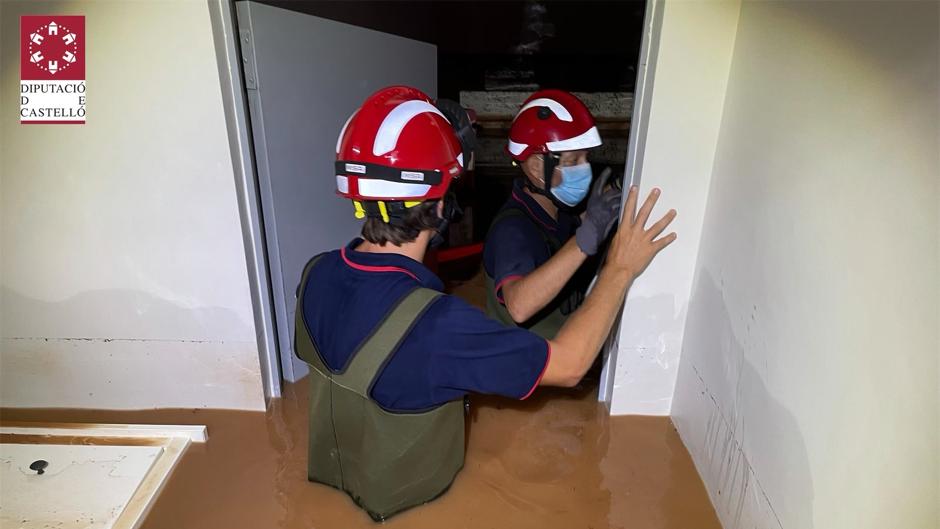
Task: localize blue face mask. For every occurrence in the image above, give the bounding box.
[551,163,592,206]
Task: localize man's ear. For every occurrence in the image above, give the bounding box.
[436,200,445,219]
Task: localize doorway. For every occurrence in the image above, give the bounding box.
[218,0,647,400]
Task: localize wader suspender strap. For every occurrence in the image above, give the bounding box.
[338,287,441,396]
[295,252,442,394]
[294,253,326,366]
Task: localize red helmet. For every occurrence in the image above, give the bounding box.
[335,86,463,204]
[507,89,602,161]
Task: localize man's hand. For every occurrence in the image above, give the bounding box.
[606,186,677,279]
[542,186,676,388]
[575,168,622,256]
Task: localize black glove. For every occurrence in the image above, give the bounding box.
[575,168,622,256]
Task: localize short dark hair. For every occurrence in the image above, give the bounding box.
[361,200,440,246]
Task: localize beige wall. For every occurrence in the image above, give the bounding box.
[671,2,939,528]
[0,1,265,410]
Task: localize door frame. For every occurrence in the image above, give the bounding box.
[208,0,664,406]
[208,0,282,400]
[597,0,665,407]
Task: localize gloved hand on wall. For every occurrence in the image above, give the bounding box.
[575,167,622,256]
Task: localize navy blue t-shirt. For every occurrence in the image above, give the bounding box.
[483,179,579,303]
[300,239,550,411]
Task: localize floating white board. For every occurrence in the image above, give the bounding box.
[1,444,162,528]
[0,424,201,529]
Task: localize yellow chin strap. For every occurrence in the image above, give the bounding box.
[353,201,366,219]
[377,201,390,223]
[352,200,423,223]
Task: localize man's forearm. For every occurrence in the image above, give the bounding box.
[500,238,587,322]
[542,267,633,387]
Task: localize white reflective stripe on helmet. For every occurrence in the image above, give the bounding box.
[516,98,574,122]
[336,175,349,193]
[508,139,528,156]
[336,110,358,154]
[373,100,449,156]
[357,179,431,199]
[545,126,602,152]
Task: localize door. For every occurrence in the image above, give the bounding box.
[235,2,438,381]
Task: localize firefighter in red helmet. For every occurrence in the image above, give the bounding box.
[484,89,624,338]
[295,86,677,520]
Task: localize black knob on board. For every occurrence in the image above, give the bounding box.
[29,460,48,475]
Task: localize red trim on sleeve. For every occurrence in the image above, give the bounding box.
[493,274,523,305]
[520,341,551,400]
[341,247,419,280]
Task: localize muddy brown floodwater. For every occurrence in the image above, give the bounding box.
[2,379,720,529]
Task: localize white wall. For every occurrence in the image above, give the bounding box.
[671,2,939,528]
[608,0,741,415]
[0,1,265,410]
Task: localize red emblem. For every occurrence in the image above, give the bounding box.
[21,16,84,81]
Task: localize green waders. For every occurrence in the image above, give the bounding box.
[484,208,586,340]
[295,255,465,521]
